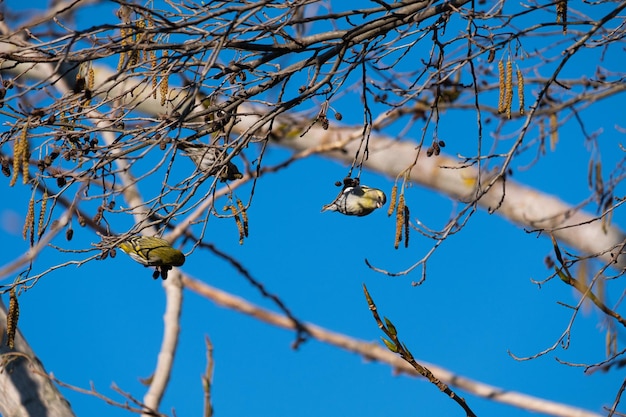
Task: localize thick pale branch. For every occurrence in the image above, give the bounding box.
[182,276,603,417]
[233,107,626,270]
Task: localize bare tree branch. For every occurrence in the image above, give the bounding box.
[182,275,603,417]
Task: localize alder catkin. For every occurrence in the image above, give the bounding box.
[516,67,525,115]
[556,0,568,34]
[151,50,158,99]
[7,287,19,349]
[550,113,558,151]
[117,27,128,72]
[160,50,169,106]
[403,204,410,248]
[228,204,245,245]
[23,195,35,242]
[497,60,505,114]
[88,67,95,90]
[387,184,398,217]
[10,133,23,187]
[236,198,249,238]
[394,194,405,249]
[505,58,513,119]
[37,190,48,239]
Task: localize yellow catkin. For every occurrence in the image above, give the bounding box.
[7,287,19,349]
[10,133,24,187]
[556,0,568,34]
[37,190,48,239]
[127,21,142,70]
[505,58,513,119]
[549,113,558,151]
[516,67,525,115]
[117,27,128,72]
[227,205,245,244]
[394,194,405,249]
[21,137,30,185]
[88,67,95,90]
[160,51,169,106]
[387,184,398,217]
[236,198,249,237]
[151,50,158,99]
[497,60,505,114]
[23,195,35,245]
[403,204,410,249]
[136,19,146,63]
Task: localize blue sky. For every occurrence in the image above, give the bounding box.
[1,1,626,417]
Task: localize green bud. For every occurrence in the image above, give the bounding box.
[381,337,398,353]
[384,317,397,336]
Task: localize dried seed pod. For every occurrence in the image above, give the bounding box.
[432,141,441,156]
[50,147,60,160]
[320,115,329,130]
[93,205,104,225]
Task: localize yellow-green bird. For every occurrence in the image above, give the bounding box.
[322,184,387,216]
[118,236,185,267]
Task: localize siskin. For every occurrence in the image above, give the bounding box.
[118,236,185,279]
[322,184,387,216]
[177,142,243,182]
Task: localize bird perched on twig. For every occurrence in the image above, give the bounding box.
[322,179,386,216]
[177,142,243,182]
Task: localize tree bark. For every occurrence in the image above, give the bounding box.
[0,299,76,417]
